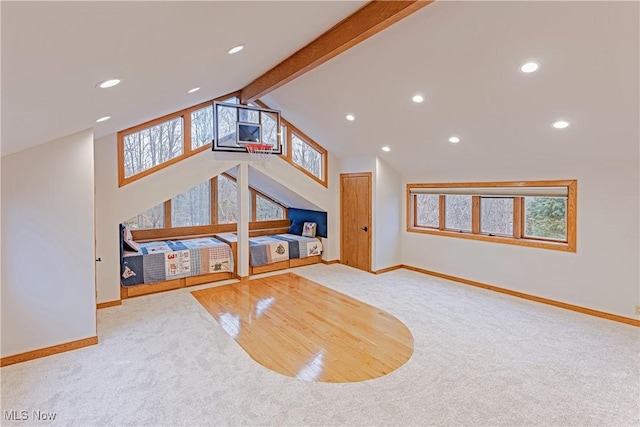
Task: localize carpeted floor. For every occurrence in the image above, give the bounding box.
[1,264,638,426]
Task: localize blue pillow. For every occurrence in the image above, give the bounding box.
[287,220,304,235]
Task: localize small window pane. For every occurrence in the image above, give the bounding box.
[415,194,439,228]
[480,197,514,235]
[217,105,238,147]
[124,203,165,230]
[171,181,211,227]
[256,195,284,221]
[123,117,183,178]
[524,197,567,241]
[260,111,279,148]
[292,134,322,179]
[217,175,237,224]
[445,195,472,231]
[191,106,213,149]
[238,107,259,124]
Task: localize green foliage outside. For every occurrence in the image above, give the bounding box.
[524,197,567,240]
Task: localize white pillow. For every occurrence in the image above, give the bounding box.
[122,225,140,252]
[123,239,140,252]
[302,222,317,238]
[123,225,134,242]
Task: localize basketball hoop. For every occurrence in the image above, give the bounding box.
[245,144,273,168]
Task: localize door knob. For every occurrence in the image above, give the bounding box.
[360,226,368,232]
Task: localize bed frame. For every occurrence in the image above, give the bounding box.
[121,270,234,299]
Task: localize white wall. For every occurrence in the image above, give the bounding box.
[402,160,640,319]
[374,157,402,271]
[94,134,339,302]
[338,155,403,272]
[1,129,96,357]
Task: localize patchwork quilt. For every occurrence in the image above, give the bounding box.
[249,236,290,267]
[273,234,322,259]
[121,237,233,286]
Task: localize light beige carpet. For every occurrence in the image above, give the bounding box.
[1,264,638,426]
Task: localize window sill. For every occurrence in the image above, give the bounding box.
[407,226,575,252]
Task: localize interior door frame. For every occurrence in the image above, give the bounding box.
[340,172,372,272]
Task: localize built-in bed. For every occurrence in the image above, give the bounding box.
[215,232,323,275]
[119,226,234,298]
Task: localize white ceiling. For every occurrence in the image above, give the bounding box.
[264,1,639,175]
[3,1,638,179]
[1,1,366,156]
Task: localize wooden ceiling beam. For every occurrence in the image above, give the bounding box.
[239,0,434,104]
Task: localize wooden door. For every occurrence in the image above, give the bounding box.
[340,172,372,272]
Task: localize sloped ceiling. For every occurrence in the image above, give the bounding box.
[264,1,639,175]
[1,0,366,156]
[3,1,638,179]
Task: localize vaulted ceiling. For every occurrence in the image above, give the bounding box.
[263,1,639,174]
[1,1,365,156]
[2,1,638,177]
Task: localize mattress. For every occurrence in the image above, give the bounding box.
[121,237,233,286]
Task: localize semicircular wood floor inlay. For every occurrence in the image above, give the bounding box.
[191,273,414,383]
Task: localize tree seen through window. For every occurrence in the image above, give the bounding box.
[123,117,183,178]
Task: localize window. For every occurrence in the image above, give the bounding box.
[408,180,577,252]
[217,174,238,224]
[191,105,214,150]
[122,117,183,179]
[118,92,240,187]
[124,173,287,231]
[445,195,472,232]
[124,203,165,230]
[253,99,327,185]
[255,194,285,221]
[261,111,279,148]
[415,194,439,228]
[480,197,514,236]
[292,133,323,180]
[119,93,328,188]
[524,197,567,241]
[216,104,238,147]
[171,181,211,227]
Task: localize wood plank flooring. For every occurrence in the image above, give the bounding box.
[192,273,413,383]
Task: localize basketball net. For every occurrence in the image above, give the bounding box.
[245,144,274,168]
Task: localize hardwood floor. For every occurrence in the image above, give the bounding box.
[192,273,414,383]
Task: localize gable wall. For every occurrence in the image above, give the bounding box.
[94,134,338,303]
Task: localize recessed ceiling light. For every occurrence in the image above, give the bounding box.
[412,95,424,103]
[346,114,355,121]
[449,136,460,143]
[96,116,111,123]
[382,146,391,152]
[96,78,122,89]
[228,45,244,54]
[552,120,571,129]
[520,62,540,73]
[187,87,201,94]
